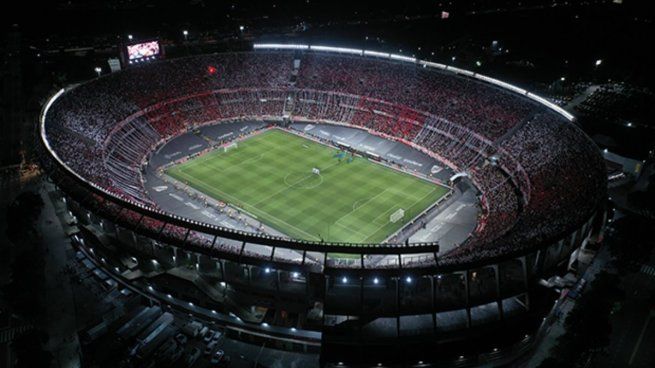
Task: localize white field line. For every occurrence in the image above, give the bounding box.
[169,169,320,241]
[334,188,391,228]
[332,183,442,243]
[252,172,314,207]
[251,159,341,207]
[364,187,442,243]
[172,130,341,241]
[333,220,371,240]
[170,127,445,244]
[182,152,264,173]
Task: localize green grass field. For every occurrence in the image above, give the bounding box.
[166,129,449,243]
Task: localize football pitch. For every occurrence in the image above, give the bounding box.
[166,129,450,243]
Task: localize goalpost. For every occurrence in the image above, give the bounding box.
[224,142,238,152]
[390,208,405,223]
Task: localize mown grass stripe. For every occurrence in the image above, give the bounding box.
[167,129,449,244]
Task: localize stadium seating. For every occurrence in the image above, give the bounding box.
[42,50,606,265]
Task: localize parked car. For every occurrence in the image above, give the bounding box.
[210,349,226,365]
[185,347,201,367]
[175,333,188,345]
[204,341,218,355]
[203,329,216,343]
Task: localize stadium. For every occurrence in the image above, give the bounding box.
[38,44,607,367]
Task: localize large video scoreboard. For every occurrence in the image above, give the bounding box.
[121,39,164,66]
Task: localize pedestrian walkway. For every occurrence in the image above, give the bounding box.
[39,186,82,368]
[639,264,655,277]
[0,325,33,344]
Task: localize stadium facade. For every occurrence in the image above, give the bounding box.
[38,45,607,367]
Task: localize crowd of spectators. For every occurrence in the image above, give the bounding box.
[43,50,606,266]
[297,53,539,140]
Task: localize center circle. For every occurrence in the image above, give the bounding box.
[284,172,323,189]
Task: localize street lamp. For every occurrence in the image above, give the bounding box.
[183,30,188,40]
[239,25,245,31]
[94,67,102,77]
[595,59,602,67]
[128,34,133,40]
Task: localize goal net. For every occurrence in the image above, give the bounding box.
[224,142,238,152]
[390,208,405,223]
